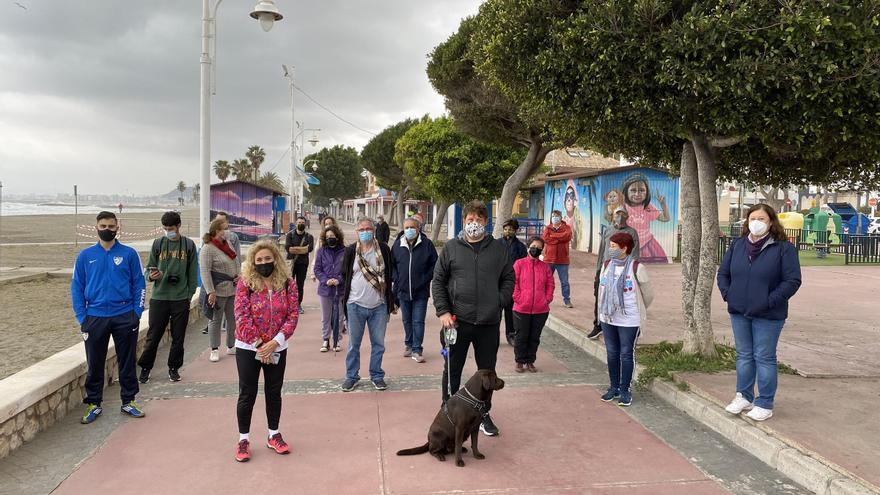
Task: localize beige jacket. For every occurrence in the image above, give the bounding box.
[597,260,654,329]
[199,243,240,298]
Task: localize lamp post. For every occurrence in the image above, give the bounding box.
[199,0,283,242]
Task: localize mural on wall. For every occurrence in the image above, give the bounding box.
[544,168,679,263]
[211,183,274,242]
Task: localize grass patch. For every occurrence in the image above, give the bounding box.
[635,341,797,389]
[797,250,846,267]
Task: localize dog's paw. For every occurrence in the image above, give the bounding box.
[473,452,485,460]
[461,447,468,453]
[436,454,445,461]
[456,459,465,467]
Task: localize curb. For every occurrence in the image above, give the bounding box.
[544,314,880,495]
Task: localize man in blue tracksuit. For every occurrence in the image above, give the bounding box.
[71,211,147,424]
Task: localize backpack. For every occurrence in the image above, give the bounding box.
[151,236,196,272]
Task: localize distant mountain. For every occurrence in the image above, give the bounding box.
[161,186,195,201]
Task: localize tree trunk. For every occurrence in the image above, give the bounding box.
[431,202,450,242]
[491,138,551,238]
[679,142,701,354]
[397,184,409,230]
[689,135,720,358]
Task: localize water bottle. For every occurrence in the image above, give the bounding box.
[443,315,458,346]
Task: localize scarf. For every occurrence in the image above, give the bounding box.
[745,234,770,262]
[600,256,633,321]
[211,237,237,260]
[356,240,386,295]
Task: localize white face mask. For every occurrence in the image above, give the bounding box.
[748,220,769,236]
[464,221,485,239]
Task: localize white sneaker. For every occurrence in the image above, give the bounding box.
[412,352,425,363]
[226,347,236,355]
[745,406,773,421]
[209,349,220,362]
[724,393,753,414]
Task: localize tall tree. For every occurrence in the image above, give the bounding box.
[213,160,231,182]
[428,16,576,238]
[193,183,200,203]
[304,145,363,207]
[245,146,267,182]
[257,171,284,191]
[395,116,522,240]
[473,0,880,357]
[361,118,421,227]
[230,159,252,182]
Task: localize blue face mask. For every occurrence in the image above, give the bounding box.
[404,228,418,240]
[165,230,179,240]
[358,231,374,243]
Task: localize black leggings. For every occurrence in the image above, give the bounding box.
[292,263,307,305]
[513,311,548,364]
[236,348,287,434]
[440,320,499,408]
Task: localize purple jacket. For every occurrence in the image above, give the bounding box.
[314,245,345,298]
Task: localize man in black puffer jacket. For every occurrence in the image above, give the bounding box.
[432,201,515,437]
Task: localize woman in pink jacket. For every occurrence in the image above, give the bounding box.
[512,237,555,373]
[233,240,299,462]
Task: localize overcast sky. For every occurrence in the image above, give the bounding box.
[0,0,481,196]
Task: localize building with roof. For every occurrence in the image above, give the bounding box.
[209,179,288,242]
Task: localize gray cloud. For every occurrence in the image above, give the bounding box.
[0,0,480,196]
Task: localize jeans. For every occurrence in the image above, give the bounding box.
[549,263,571,302]
[440,320,499,408]
[345,303,388,381]
[600,322,640,393]
[236,348,287,433]
[399,297,428,354]
[730,314,785,410]
[82,311,140,406]
[513,312,548,364]
[138,298,190,371]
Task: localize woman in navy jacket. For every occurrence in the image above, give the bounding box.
[717,204,801,421]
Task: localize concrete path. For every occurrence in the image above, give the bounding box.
[0,294,809,495]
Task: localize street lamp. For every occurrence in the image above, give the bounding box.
[199,0,283,242]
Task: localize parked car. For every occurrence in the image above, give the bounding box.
[868,217,880,235]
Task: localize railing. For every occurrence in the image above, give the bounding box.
[845,236,880,264]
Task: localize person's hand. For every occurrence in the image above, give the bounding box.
[657,194,666,205]
[149,270,162,281]
[207,293,217,307]
[310,275,317,281]
[439,312,454,328]
[327,278,337,286]
[288,246,296,254]
[257,339,279,362]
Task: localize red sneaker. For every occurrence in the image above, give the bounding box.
[235,440,251,462]
[267,433,291,454]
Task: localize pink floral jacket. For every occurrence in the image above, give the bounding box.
[234,278,299,346]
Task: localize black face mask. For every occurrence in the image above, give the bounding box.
[296,224,305,232]
[529,247,543,258]
[255,263,275,278]
[97,229,117,242]
[326,238,338,248]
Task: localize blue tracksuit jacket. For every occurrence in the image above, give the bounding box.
[71,242,146,324]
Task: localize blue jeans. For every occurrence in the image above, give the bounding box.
[549,263,571,302]
[730,314,785,410]
[345,303,388,381]
[600,322,640,393]
[399,297,428,354]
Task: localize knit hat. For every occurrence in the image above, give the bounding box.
[609,231,635,255]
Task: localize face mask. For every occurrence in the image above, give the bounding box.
[529,247,543,258]
[98,229,117,242]
[551,216,561,225]
[465,221,485,239]
[326,238,338,248]
[358,231,374,243]
[608,247,625,259]
[165,230,179,240]
[296,224,305,232]
[748,220,769,236]
[404,228,418,240]
[255,262,275,278]
[613,215,627,227]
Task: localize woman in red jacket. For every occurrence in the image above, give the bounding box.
[512,237,555,372]
[232,240,299,462]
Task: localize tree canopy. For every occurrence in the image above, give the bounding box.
[304,145,363,207]
[360,118,421,191]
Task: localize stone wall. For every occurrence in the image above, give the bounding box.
[0,296,201,460]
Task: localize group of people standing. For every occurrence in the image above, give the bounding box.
[69,199,801,463]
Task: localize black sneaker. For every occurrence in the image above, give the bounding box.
[138,368,151,384]
[372,379,388,391]
[201,326,208,335]
[480,414,499,436]
[168,368,181,382]
[587,326,603,340]
[506,334,515,346]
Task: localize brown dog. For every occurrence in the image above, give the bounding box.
[396,369,505,467]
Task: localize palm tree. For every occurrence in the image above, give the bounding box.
[245,146,266,181]
[231,159,252,182]
[193,183,200,203]
[257,172,284,191]
[177,181,186,205]
[213,160,231,182]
